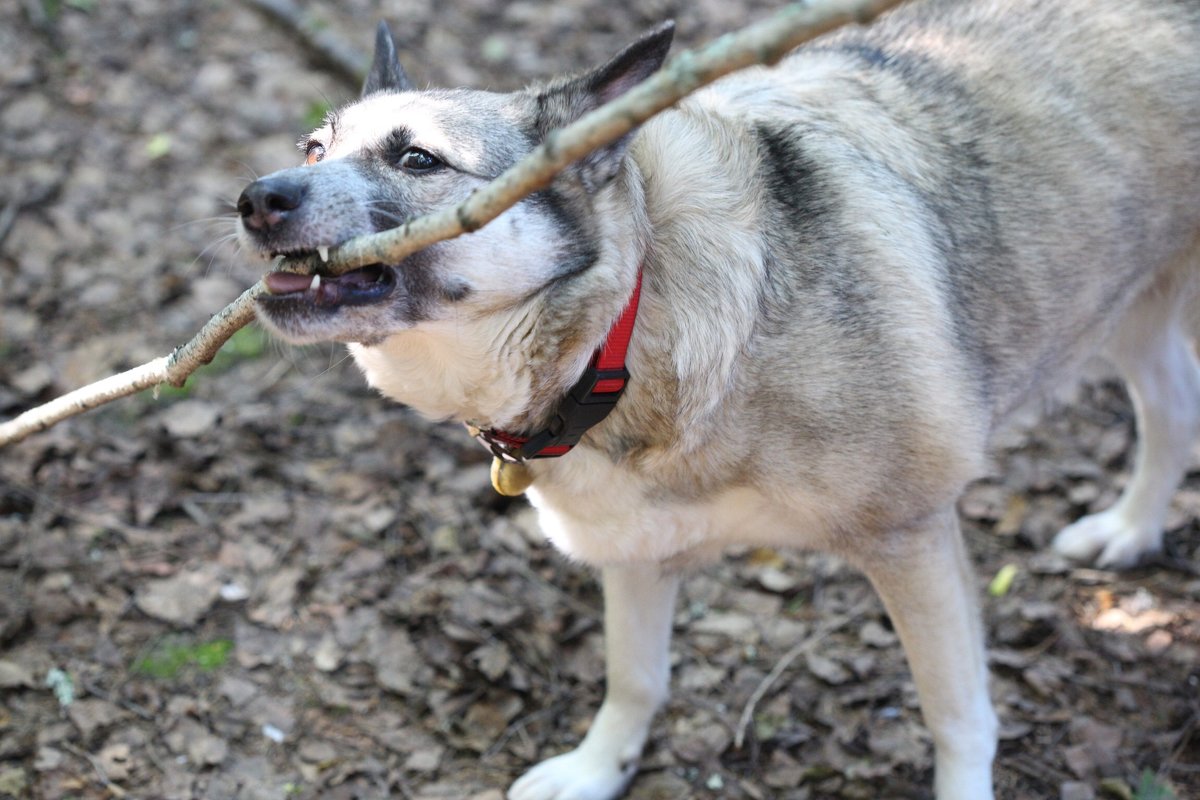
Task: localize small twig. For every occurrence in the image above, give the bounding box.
[0,199,20,250]
[1063,670,1180,695]
[1165,707,1200,771]
[733,598,875,750]
[81,678,156,722]
[61,741,129,798]
[1004,752,1074,787]
[392,774,417,800]
[246,0,367,89]
[509,558,602,621]
[484,704,563,758]
[1,179,69,252]
[0,480,169,546]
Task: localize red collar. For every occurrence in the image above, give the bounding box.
[474,270,643,461]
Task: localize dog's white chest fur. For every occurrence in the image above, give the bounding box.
[526,446,815,566]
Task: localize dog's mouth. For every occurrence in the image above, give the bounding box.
[261,256,397,309]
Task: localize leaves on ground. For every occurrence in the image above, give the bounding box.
[1,1,1198,799]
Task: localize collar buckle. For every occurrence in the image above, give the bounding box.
[472,270,642,462]
[517,365,629,459]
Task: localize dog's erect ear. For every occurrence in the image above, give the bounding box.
[584,21,675,107]
[363,21,414,97]
[536,21,675,191]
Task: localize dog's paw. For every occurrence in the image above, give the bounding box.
[508,747,637,800]
[1052,509,1160,569]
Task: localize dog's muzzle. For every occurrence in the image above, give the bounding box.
[237,174,398,311]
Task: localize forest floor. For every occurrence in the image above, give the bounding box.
[0,1,1197,798]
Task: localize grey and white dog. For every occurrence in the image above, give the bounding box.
[237,0,1200,797]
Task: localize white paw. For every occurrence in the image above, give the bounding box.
[508,746,637,800]
[1052,509,1161,569]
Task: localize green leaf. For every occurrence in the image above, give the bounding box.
[44,668,75,707]
[1099,777,1134,800]
[987,563,1019,597]
[1133,770,1176,800]
[145,133,173,160]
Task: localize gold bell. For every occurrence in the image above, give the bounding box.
[491,457,535,496]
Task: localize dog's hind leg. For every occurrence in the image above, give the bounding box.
[508,563,679,800]
[1053,271,1200,569]
[856,507,998,800]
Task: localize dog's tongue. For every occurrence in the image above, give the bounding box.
[264,271,313,295]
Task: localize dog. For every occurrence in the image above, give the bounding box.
[236,1,1200,797]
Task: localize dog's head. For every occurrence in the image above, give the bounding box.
[239,21,673,347]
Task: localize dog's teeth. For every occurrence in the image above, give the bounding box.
[317,246,329,263]
[310,274,321,291]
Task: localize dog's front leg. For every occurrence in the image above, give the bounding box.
[856,507,998,800]
[509,562,679,800]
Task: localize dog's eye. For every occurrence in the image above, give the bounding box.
[397,147,441,173]
[304,141,326,166]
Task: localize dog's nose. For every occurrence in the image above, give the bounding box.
[237,176,306,231]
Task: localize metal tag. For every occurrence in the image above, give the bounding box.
[491,457,534,496]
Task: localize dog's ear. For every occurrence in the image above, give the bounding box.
[535,21,675,191]
[584,21,675,108]
[363,21,415,96]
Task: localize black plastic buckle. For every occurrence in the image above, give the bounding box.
[518,365,629,459]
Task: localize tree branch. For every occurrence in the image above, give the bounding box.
[245,0,367,89]
[0,0,905,449]
[0,284,262,446]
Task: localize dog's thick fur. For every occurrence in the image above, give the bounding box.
[238,1,1200,797]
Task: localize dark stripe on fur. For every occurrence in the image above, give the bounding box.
[814,30,1020,402]
[754,123,878,339]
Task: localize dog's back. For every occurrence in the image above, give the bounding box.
[611,0,1200,541]
[741,0,1200,418]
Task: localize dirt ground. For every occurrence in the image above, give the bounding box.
[1,1,1198,799]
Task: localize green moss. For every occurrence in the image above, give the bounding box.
[216,326,269,364]
[141,326,269,403]
[302,100,333,131]
[133,638,233,679]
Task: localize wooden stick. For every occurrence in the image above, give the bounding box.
[733,599,875,750]
[0,283,262,446]
[0,0,906,448]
